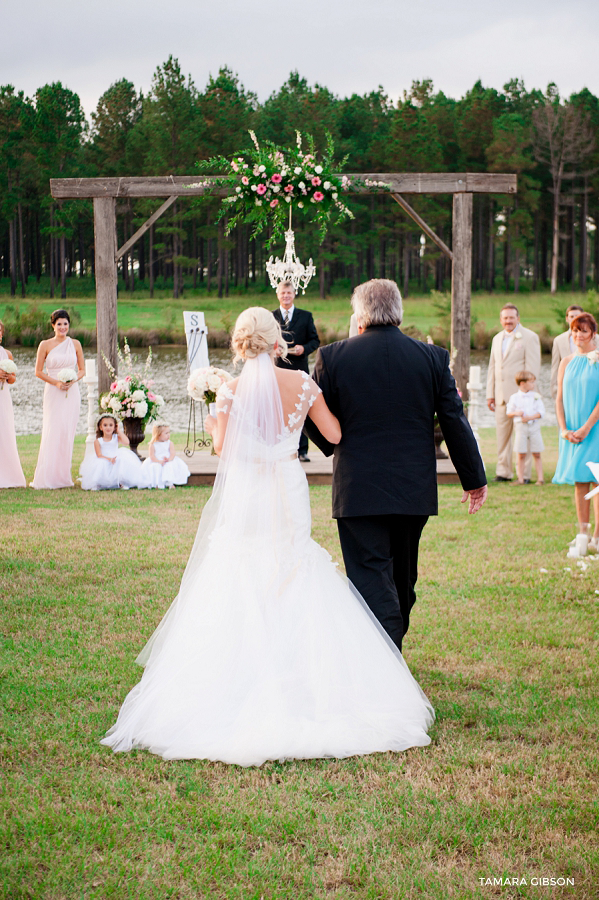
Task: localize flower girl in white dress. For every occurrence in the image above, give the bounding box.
[142,425,190,489]
[102,308,433,766]
[80,415,145,490]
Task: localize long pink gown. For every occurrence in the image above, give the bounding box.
[31,337,81,489]
[0,346,26,488]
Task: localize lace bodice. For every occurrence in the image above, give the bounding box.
[216,370,321,452]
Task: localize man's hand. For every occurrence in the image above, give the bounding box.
[487,398,495,412]
[461,485,488,514]
[294,345,304,356]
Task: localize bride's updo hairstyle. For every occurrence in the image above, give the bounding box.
[231,307,288,362]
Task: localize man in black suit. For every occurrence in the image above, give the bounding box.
[304,279,487,652]
[272,281,320,461]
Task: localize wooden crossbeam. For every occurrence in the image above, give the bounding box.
[391,194,453,261]
[115,195,177,262]
[50,172,517,199]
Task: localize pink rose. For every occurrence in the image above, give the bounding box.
[148,392,156,400]
[110,382,117,391]
[125,376,132,382]
[313,191,324,202]
[271,173,282,184]
[231,161,239,172]
[270,199,279,208]
[256,183,267,195]
[311,176,321,186]
[241,176,249,185]
[284,185,293,193]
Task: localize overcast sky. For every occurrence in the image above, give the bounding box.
[2,0,598,116]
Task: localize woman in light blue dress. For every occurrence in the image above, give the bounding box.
[554,312,599,548]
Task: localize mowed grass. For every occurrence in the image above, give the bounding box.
[1,430,598,898]
[0,291,586,341]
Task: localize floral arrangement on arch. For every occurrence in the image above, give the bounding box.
[192,130,385,245]
[100,339,165,426]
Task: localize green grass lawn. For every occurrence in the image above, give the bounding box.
[1,291,592,344]
[1,430,597,898]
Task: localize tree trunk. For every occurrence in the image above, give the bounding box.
[569,202,576,291]
[49,209,55,298]
[17,203,26,298]
[487,199,495,291]
[60,235,66,299]
[402,234,410,298]
[580,179,588,291]
[550,166,563,294]
[217,220,223,299]
[9,218,17,297]
[149,224,154,298]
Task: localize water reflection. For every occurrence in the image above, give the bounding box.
[9,346,556,435]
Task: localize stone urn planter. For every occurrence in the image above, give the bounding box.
[123,416,146,459]
[433,423,448,459]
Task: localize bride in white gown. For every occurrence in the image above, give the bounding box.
[102,308,434,765]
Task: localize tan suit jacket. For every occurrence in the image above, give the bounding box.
[486,326,541,406]
[550,331,573,400]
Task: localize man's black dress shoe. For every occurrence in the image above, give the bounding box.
[523,479,531,484]
[493,476,512,482]
[299,454,310,463]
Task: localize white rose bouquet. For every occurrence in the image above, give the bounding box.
[188,366,233,413]
[0,358,17,390]
[57,367,78,398]
[100,339,164,426]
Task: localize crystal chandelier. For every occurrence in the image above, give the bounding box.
[265,211,316,295]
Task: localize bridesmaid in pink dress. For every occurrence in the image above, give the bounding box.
[0,320,26,488]
[31,309,84,489]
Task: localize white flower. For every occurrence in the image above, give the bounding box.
[100,395,109,409]
[131,389,145,402]
[57,367,78,384]
[294,167,302,175]
[153,394,165,406]
[587,350,599,364]
[207,374,222,391]
[0,359,17,376]
[251,184,257,191]
[332,192,338,200]
[298,202,304,208]
[258,165,266,172]
[236,186,242,193]
[534,392,541,400]
[272,184,280,193]
[323,181,331,190]
[255,199,262,206]
[133,400,148,418]
[285,196,291,203]
[314,165,323,174]
[109,397,122,412]
[514,331,522,340]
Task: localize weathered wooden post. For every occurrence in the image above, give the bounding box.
[451,192,473,399]
[93,197,118,395]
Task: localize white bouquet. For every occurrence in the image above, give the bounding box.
[57,367,78,397]
[188,367,233,405]
[0,358,17,390]
[100,340,164,425]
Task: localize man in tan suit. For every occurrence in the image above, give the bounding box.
[550,305,584,400]
[487,304,541,481]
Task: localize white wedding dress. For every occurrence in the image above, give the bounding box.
[101,353,434,765]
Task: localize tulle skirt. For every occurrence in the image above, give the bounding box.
[142,455,190,488]
[101,461,434,766]
[80,448,145,490]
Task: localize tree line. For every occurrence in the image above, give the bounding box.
[1,58,598,301]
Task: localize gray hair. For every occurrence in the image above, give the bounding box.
[351,279,403,328]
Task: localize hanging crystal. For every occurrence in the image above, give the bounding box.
[265,210,316,295]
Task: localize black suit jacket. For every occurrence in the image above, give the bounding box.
[304,325,486,518]
[272,307,320,374]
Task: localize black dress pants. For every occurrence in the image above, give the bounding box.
[336,514,429,652]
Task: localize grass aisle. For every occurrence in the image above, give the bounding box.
[1,431,597,898]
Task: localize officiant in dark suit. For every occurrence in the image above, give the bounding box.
[272,281,320,461]
[304,279,487,652]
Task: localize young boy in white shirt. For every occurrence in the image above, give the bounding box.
[506,370,546,485]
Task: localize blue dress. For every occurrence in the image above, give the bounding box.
[553,353,599,484]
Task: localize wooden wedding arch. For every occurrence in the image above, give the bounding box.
[50,173,517,395]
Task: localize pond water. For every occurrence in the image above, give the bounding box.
[9,346,556,436]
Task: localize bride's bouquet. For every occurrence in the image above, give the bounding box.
[188,367,232,413]
[0,358,17,390]
[57,367,78,397]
